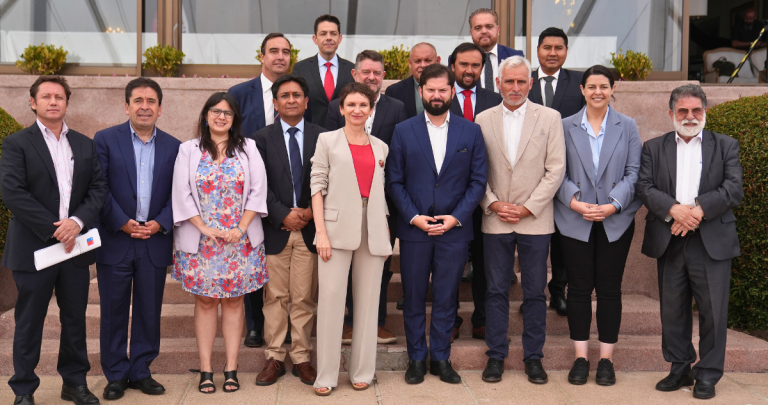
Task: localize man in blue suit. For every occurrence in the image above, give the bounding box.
[94,78,181,400]
[468,8,524,93]
[387,64,487,385]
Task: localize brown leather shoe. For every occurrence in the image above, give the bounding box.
[377,327,397,344]
[255,359,285,386]
[472,326,485,340]
[341,324,353,345]
[291,362,317,385]
[449,327,460,343]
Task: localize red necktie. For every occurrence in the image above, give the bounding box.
[324,62,334,101]
[462,89,474,122]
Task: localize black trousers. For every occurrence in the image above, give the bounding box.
[547,226,568,298]
[246,288,265,332]
[453,206,487,329]
[559,221,635,343]
[9,261,91,396]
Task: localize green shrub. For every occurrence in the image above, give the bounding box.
[706,94,768,331]
[609,49,653,81]
[16,43,68,75]
[379,45,410,80]
[256,45,300,74]
[142,45,185,77]
[0,108,24,259]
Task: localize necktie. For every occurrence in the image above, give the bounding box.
[274,108,280,121]
[287,127,303,205]
[323,62,334,101]
[543,76,555,107]
[461,89,474,122]
[484,52,494,91]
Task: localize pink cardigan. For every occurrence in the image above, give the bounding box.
[172,138,268,254]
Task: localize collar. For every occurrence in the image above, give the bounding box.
[36,118,69,139]
[280,118,305,134]
[455,83,477,95]
[318,54,339,68]
[487,43,498,57]
[425,111,450,129]
[374,92,381,105]
[580,106,610,135]
[129,122,157,143]
[675,130,703,144]
[539,68,561,81]
[502,99,528,117]
[260,74,274,94]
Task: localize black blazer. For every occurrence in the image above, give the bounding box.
[529,68,586,119]
[252,120,325,255]
[292,54,355,125]
[637,130,743,260]
[0,124,107,272]
[450,86,502,120]
[324,94,408,145]
[385,76,420,119]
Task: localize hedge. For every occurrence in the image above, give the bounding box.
[0,108,24,259]
[706,93,768,331]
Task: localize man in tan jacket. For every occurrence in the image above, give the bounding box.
[474,55,565,384]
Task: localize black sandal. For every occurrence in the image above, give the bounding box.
[190,369,216,394]
[223,367,239,393]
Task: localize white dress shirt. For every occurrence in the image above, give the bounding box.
[502,100,527,170]
[318,54,339,87]
[479,44,499,93]
[675,131,703,207]
[365,93,380,135]
[260,74,275,126]
[37,119,83,229]
[538,69,560,107]
[280,118,305,207]
[425,111,449,174]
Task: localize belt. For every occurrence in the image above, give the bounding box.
[361,198,369,207]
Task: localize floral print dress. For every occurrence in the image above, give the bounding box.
[172,151,268,298]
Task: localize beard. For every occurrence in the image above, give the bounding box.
[674,114,706,137]
[503,92,526,107]
[423,97,452,116]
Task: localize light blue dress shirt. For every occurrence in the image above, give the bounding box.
[130,124,156,222]
[454,84,477,117]
[318,54,339,87]
[580,107,622,211]
[281,119,305,207]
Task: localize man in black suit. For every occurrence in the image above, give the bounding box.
[448,42,502,343]
[252,74,324,387]
[527,27,586,317]
[0,76,107,405]
[291,14,354,125]
[637,84,743,401]
[324,50,407,345]
[384,42,441,119]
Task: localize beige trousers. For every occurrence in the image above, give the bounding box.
[314,207,385,388]
[263,231,318,363]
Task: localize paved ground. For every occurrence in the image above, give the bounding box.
[2,371,767,404]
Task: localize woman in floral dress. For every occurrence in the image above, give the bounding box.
[171,92,268,394]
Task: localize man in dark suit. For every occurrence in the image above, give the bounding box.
[252,74,324,387]
[324,50,407,345]
[467,8,525,93]
[384,42,441,119]
[387,64,487,385]
[0,76,107,405]
[292,14,354,125]
[637,84,743,401]
[527,27,587,317]
[93,78,181,400]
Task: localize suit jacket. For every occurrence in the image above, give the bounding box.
[253,120,324,255]
[637,130,743,260]
[172,138,268,253]
[292,55,355,125]
[385,76,420,119]
[93,121,181,267]
[228,75,312,137]
[309,128,392,256]
[446,44,524,66]
[0,124,107,272]
[476,102,566,235]
[529,68,586,119]
[386,113,487,243]
[554,107,644,243]
[325,93,408,145]
[450,86,502,120]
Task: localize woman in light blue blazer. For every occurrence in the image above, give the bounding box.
[553,65,643,387]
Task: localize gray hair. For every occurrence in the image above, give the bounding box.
[669,84,707,110]
[499,55,532,79]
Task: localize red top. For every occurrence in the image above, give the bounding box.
[349,144,374,198]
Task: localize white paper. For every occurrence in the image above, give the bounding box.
[34,228,102,271]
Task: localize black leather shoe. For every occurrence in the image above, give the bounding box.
[549,295,567,316]
[693,379,716,399]
[13,395,34,405]
[102,379,128,400]
[567,358,589,385]
[397,296,404,310]
[244,330,264,347]
[404,360,427,384]
[524,359,548,384]
[429,360,461,384]
[482,358,504,383]
[655,372,694,391]
[127,377,165,395]
[595,358,616,386]
[519,303,524,313]
[61,385,100,405]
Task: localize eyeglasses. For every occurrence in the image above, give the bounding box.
[674,107,704,119]
[209,108,234,119]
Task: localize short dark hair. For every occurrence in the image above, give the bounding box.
[29,75,71,114]
[469,8,498,26]
[260,33,291,55]
[538,27,569,47]
[449,42,486,68]
[271,74,309,100]
[581,65,615,88]
[125,77,163,105]
[314,14,341,34]
[669,84,708,110]
[419,64,455,88]
[339,82,375,107]
[355,50,384,70]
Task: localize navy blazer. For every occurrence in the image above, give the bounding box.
[386,113,487,243]
[228,75,312,138]
[94,121,181,267]
[450,86,502,120]
[324,93,408,145]
[292,54,355,125]
[385,76,420,119]
[529,68,586,119]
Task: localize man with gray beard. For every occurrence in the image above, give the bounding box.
[637,84,743,400]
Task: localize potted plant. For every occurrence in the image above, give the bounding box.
[16,43,68,75]
[609,49,653,81]
[379,45,410,80]
[142,45,186,77]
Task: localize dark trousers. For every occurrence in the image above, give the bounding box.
[9,261,91,395]
[658,231,731,384]
[97,239,166,382]
[547,226,568,298]
[559,221,635,343]
[453,207,486,329]
[245,288,265,332]
[400,239,468,361]
[484,232,550,361]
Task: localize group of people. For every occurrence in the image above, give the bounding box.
[0,8,743,405]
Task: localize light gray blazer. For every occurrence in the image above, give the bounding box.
[554,106,643,243]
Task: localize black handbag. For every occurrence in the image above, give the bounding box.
[713,57,737,77]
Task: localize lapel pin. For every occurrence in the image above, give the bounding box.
[379,159,385,167]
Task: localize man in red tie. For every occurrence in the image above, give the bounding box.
[291,14,355,125]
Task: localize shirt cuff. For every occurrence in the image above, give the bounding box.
[410,214,419,225]
[608,195,622,214]
[69,216,84,232]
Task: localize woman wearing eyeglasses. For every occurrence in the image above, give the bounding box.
[172,92,268,394]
